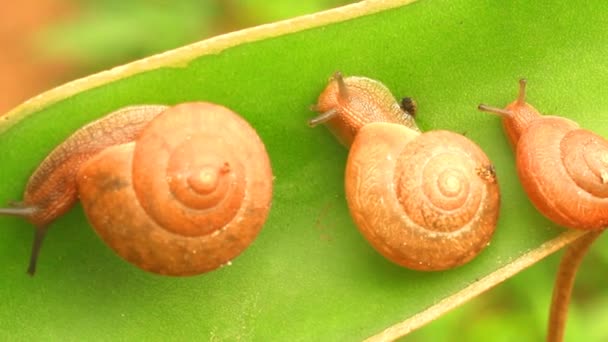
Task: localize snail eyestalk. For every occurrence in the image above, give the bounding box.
[308,109,337,127]
[0,206,37,217]
[0,204,47,275]
[517,78,527,105]
[332,72,348,99]
[477,104,512,117]
[27,226,49,276]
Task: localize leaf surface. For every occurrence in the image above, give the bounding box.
[0,1,605,340]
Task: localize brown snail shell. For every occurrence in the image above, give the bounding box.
[77,102,273,276]
[345,123,499,270]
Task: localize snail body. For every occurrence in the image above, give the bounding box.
[479,80,608,230]
[310,73,500,271]
[1,102,273,276]
[14,105,168,228]
[309,75,419,146]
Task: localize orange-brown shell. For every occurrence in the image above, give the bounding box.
[516,116,608,229]
[76,102,273,276]
[345,123,500,271]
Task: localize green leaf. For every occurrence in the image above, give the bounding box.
[0,0,603,340]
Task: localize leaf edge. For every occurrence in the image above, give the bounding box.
[0,0,418,134]
[365,230,589,341]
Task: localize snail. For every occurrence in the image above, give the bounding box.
[478,79,608,341]
[0,102,273,276]
[479,79,608,229]
[478,79,607,342]
[309,72,500,271]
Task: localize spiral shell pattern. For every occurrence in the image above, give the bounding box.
[77,102,272,276]
[345,123,499,271]
[516,117,608,229]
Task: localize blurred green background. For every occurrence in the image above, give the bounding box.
[2,1,607,340]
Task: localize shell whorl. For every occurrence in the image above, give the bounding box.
[517,117,608,229]
[77,102,273,276]
[131,103,251,237]
[345,123,500,271]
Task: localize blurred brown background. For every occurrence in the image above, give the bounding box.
[0,0,73,113]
